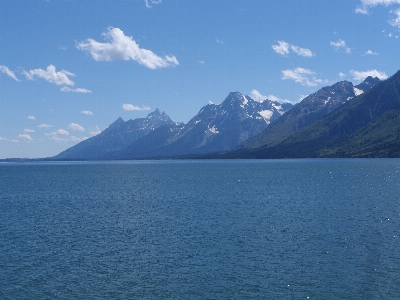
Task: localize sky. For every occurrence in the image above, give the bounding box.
[1,0,400,158]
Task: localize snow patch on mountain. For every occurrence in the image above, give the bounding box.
[209,125,219,134]
[258,110,274,124]
[354,87,364,96]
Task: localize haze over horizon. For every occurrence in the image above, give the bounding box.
[1,0,399,158]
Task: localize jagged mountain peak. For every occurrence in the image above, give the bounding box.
[107,117,125,130]
[355,76,381,93]
[221,91,248,105]
[146,108,172,122]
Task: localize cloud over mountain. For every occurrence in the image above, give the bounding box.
[350,69,388,81]
[282,68,327,86]
[122,104,151,111]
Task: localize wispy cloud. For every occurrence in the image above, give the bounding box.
[215,38,224,44]
[122,104,151,111]
[282,68,327,86]
[37,124,53,128]
[339,72,347,79]
[70,136,88,142]
[18,134,33,141]
[330,39,351,54]
[0,65,19,81]
[24,129,35,133]
[77,27,179,69]
[145,0,162,8]
[250,90,292,103]
[356,0,400,14]
[272,41,315,57]
[89,126,101,136]
[272,41,290,55]
[250,90,269,102]
[363,49,378,55]
[81,110,93,115]
[49,136,69,142]
[61,86,92,93]
[68,123,85,132]
[350,69,388,81]
[356,1,400,30]
[27,115,36,120]
[389,8,400,29]
[23,65,75,86]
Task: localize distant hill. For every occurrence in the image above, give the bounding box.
[227,71,400,158]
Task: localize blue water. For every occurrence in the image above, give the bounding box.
[1,159,400,299]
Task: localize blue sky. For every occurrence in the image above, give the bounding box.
[1,0,399,158]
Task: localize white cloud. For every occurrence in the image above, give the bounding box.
[37,124,53,128]
[57,129,69,135]
[290,45,315,57]
[60,86,92,93]
[272,41,290,55]
[250,90,293,103]
[0,137,8,141]
[11,139,20,143]
[356,0,400,14]
[330,39,351,54]
[350,69,388,81]
[18,134,33,141]
[298,94,309,102]
[77,27,179,69]
[355,6,369,14]
[27,115,36,120]
[24,129,35,133]
[70,136,88,142]
[23,65,75,86]
[81,110,93,115]
[215,38,224,44]
[145,0,162,8]
[89,126,101,136]
[363,49,378,55]
[122,104,151,111]
[50,136,69,142]
[272,41,314,57]
[389,8,400,28]
[0,65,19,81]
[68,123,85,132]
[282,68,327,86]
[250,90,268,102]
[339,72,347,79]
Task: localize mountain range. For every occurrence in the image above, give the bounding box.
[53,70,400,160]
[53,92,293,160]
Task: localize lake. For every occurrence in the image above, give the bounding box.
[1,159,399,299]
